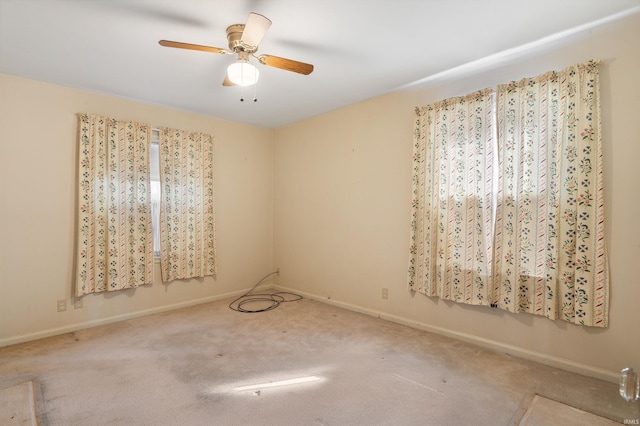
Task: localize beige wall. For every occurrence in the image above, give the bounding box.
[0,74,275,345]
[273,12,640,380]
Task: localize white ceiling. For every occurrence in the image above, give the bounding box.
[1,0,639,128]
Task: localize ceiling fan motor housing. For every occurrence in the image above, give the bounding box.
[226,24,256,53]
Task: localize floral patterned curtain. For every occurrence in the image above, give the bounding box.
[159,128,216,282]
[408,89,495,306]
[76,114,153,296]
[494,61,608,327]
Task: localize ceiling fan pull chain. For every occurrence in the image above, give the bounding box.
[253,83,258,102]
[240,66,245,101]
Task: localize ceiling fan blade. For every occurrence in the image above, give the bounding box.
[240,13,272,47]
[159,40,227,54]
[258,54,314,75]
[223,76,236,86]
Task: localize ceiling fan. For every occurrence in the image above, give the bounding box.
[159,12,314,87]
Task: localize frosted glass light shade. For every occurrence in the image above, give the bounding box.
[227,60,259,86]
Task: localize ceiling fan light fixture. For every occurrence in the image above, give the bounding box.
[227,59,259,86]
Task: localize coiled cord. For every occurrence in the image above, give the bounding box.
[228,271,302,313]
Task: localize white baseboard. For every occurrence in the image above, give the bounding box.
[0,285,268,349]
[273,284,619,384]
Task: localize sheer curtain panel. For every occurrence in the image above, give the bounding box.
[159,128,216,282]
[408,89,495,306]
[76,114,153,296]
[494,61,608,326]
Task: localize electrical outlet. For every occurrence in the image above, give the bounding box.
[57,299,67,312]
[382,288,389,299]
[74,298,83,309]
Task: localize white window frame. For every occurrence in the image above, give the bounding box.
[150,129,161,259]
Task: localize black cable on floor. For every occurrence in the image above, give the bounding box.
[228,271,302,313]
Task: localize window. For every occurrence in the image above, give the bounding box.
[409,60,608,327]
[150,129,161,258]
[77,119,215,292]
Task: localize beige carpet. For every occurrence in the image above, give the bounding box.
[0,295,637,425]
[0,381,37,426]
